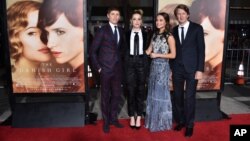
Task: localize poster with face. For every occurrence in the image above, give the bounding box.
[6,0,85,94]
[157,0,227,90]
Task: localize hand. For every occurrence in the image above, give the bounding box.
[195,71,203,80]
[150,53,157,58]
[98,68,102,73]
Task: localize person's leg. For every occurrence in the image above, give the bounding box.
[110,66,124,128]
[172,64,186,130]
[173,69,185,124]
[100,72,112,132]
[135,58,145,128]
[184,72,197,128]
[126,59,136,127]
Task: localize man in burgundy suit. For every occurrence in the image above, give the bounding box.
[90,7,124,133]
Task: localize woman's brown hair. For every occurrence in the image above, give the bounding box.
[7,1,41,70]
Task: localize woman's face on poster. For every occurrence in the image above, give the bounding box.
[45,14,84,64]
[201,17,224,62]
[19,10,51,62]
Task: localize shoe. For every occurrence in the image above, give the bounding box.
[130,125,136,129]
[135,116,141,130]
[185,127,193,137]
[103,124,110,133]
[110,121,124,128]
[130,117,136,129]
[174,124,185,131]
[135,126,141,130]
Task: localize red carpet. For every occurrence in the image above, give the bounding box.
[0,114,250,141]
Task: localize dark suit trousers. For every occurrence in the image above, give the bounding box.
[172,63,198,128]
[100,66,122,124]
[126,56,146,117]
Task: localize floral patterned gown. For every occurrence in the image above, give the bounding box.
[145,33,172,132]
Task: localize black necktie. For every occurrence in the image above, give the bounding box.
[181,27,184,44]
[114,26,118,44]
[134,32,139,56]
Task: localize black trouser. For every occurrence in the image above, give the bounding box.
[126,56,146,117]
[172,63,198,128]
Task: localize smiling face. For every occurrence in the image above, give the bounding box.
[45,14,84,67]
[19,10,51,62]
[156,15,166,31]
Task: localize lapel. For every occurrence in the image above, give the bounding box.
[174,27,181,45]
[117,26,122,47]
[107,24,120,47]
[126,30,132,50]
[142,30,147,50]
[107,24,115,40]
[182,22,193,45]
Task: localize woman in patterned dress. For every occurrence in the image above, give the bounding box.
[145,12,176,132]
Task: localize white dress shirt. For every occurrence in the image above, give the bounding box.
[109,22,120,43]
[130,30,143,55]
[178,21,190,43]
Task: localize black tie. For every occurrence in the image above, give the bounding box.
[181,27,184,44]
[134,32,139,56]
[114,26,118,44]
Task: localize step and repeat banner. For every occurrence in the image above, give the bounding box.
[157,0,228,91]
[5,0,86,94]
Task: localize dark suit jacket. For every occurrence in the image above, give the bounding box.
[124,29,151,73]
[171,21,205,73]
[90,24,125,73]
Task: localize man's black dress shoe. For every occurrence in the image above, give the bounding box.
[185,127,193,137]
[103,124,110,133]
[110,121,124,128]
[174,124,185,131]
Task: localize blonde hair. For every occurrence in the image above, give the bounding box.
[7,1,40,71]
[130,9,144,28]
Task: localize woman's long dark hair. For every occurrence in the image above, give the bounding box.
[153,12,170,41]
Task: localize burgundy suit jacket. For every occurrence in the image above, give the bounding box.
[90,24,125,73]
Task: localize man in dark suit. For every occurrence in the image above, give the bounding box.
[90,7,124,133]
[171,4,205,137]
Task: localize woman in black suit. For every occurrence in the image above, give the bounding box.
[125,9,150,129]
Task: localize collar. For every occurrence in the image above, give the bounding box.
[109,22,118,29]
[179,21,190,29]
[131,28,142,34]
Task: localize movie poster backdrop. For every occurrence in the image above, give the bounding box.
[6,0,85,94]
[157,0,228,91]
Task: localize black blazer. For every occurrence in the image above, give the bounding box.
[124,29,151,68]
[90,24,125,73]
[171,21,205,73]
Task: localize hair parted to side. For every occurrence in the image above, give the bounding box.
[190,0,225,30]
[107,7,120,14]
[130,9,144,28]
[133,9,143,16]
[174,4,190,17]
[7,1,41,71]
[153,12,171,41]
[158,12,170,32]
[38,0,83,44]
